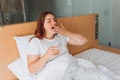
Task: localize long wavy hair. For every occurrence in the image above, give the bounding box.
[35,11,56,39]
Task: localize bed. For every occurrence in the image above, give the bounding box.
[0,14,120,80]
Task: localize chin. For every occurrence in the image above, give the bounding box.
[52,32,57,35]
[53,33,57,36]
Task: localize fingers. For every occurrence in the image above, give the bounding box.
[50,46,58,50]
[54,26,60,33]
[54,23,64,29]
[53,23,66,35]
[60,23,64,28]
[49,46,59,55]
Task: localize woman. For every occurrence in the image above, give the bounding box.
[27,11,118,80]
[27,11,87,74]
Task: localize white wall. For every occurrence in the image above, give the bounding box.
[111,0,120,48]
[51,0,112,46]
[51,0,92,17]
[51,0,72,18]
[71,0,92,16]
[92,0,112,46]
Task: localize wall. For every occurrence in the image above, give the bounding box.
[51,0,72,18]
[72,0,92,16]
[26,0,52,21]
[51,0,112,47]
[112,0,120,48]
[92,0,112,46]
[51,0,92,17]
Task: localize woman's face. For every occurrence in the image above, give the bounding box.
[44,14,57,36]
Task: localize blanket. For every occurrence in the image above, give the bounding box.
[35,53,120,80]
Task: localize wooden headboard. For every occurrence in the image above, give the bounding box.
[0,14,98,80]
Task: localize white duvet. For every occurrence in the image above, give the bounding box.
[35,53,120,80]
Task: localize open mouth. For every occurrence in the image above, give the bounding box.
[51,26,54,29]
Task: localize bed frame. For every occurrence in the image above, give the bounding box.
[0,14,120,80]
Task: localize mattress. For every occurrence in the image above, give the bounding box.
[74,48,120,75]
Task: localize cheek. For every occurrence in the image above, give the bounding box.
[44,23,49,29]
[44,25,52,32]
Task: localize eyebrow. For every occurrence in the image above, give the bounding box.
[46,18,56,20]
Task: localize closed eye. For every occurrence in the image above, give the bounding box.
[47,20,51,23]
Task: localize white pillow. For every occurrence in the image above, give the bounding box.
[14,35,34,65]
[8,58,36,80]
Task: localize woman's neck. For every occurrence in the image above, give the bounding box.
[45,33,54,39]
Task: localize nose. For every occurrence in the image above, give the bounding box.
[52,20,57,25]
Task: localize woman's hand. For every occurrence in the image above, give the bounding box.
[44,46,60,59]
[54,23,68,35]
[27,46,59,74]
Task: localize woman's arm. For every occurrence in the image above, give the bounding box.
[55,24,87,46]
[27,46,59,74]
[27,54,49,74]
[63,31,87,45]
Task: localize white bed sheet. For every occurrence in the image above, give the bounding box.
[8,48,120,80]
[74,48,120,75]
